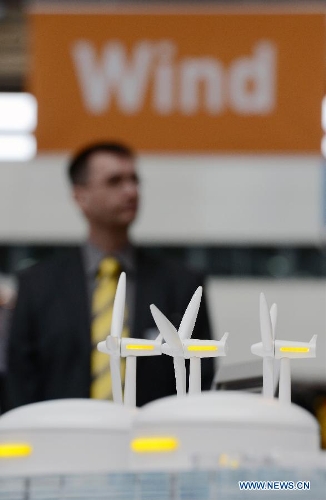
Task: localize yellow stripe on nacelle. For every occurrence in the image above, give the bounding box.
[126,345,154,350]
[279,347,309,353]
[187,346,218,352]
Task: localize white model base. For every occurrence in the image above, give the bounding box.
[0,399,136,476]
[131,391,322,471]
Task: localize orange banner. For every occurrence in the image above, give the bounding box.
[29,9,325,152]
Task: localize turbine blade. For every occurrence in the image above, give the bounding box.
[150,304,183,350]
[263,356,274,398]
[260,293,273,352]
[178,287,203,340]
[173,357,186,395]
[270,303,277,340]
[111,272,126,338]
[110,355,123,404]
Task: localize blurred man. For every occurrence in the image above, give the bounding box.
[5,142,213,410]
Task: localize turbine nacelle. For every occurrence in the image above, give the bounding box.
[274,336,317,360]
[120,338,162,357]
[98,337,162,358]
[162,335,228,359]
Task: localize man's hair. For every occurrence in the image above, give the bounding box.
[68,141,135,185]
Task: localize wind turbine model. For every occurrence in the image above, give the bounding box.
[98,272,162,407]
[150,287,229,395]
[251,293,317,404]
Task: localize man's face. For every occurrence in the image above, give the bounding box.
[74,151,139,230]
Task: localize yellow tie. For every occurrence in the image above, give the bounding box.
[91,257,122,399]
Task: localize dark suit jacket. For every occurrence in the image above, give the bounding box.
[4,248,214,410]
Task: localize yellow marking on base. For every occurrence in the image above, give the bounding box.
[131,437,179,453]
[0,443,32,459]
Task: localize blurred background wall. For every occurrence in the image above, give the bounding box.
[0,0,325,407]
